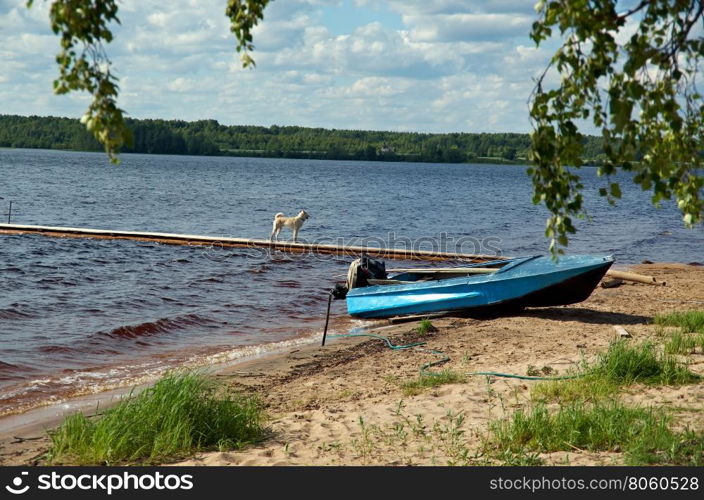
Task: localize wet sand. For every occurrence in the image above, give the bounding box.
[2,262,703,465]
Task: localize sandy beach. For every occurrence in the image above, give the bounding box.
[1,262,703,466]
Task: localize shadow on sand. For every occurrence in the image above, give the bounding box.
[448,306,651,326]
[518,307,650,325]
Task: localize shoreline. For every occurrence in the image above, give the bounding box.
[0,321,379,465]
[0,322,355,433]
[2,262,703,465]
[0,326,333,419]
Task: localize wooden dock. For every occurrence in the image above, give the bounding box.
[0,223,504,262]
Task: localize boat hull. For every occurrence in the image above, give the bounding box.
[345,255,614,319]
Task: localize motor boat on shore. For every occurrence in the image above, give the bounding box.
[333,254,614,319]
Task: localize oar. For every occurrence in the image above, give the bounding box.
[387,267,499,274]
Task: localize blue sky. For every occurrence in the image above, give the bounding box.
[0,0,558,133]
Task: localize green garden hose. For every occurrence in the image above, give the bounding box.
[325,332,583,381]
[464,371,582,381]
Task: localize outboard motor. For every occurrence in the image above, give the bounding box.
[322,256,388,346]
[331,283,349,300]
[330,256,388,301]
[346,256,387,290]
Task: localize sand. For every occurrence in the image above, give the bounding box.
[2,262,703,466]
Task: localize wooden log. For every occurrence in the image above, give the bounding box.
[0,223,505,263]
[600,278,624,289]
[613,325,632,338]
[605,269,664,286]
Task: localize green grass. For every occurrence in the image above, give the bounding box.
[47,371,265,465]
[664,330,698,355]
[485,400,704,465]
[350,406,477,465]
[492,322,704,465]
[533,340,699,403]
[491,448,544,466]
[654,310,704,333]
[629,429,704,465]
[526,365,557,377]
[533,374,620,403]
[417,318,437,335]
[654,310,704,355]
[592,340,697,385]
[399,370,465,396]
[487,401,667,454]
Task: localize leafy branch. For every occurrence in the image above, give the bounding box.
[530,0,704,255]
[226,0,271,68]
[29,0,273,163]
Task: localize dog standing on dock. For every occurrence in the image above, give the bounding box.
[270,210,310,242]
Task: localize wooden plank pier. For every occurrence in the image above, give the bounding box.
[0,223,503,262]
[0,224,665,285]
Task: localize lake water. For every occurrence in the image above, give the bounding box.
[0,148,701,414]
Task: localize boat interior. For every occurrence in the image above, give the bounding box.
[360,258,517,286]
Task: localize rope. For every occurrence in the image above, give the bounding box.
[465,371,582,381]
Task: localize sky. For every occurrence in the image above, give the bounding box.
[0,0,558,134]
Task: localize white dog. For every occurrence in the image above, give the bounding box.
[270,210,310,242]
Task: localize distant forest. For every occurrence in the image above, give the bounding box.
[0,114,606,164]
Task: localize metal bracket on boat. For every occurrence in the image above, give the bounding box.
[331,284,348,300]
[322,285,350,346]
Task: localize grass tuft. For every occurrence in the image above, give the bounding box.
[487,401,666,454]
[664,330,697,355]
[533,374,619,403]
[400,370,465,396]
[485,400,704,465]
[492,317,704,465]
[47,371,265,465]
[533,340,699,403]
[417,318,437,335]
[629,429,704,465]
[654,310,704,333]
[592,340,697,385]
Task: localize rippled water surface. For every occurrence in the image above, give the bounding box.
[1,148,701,414]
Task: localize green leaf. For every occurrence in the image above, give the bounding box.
[529,0,704,254]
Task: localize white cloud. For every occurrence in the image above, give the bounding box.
[265,22,465,79]
[407,13,533,42]
[380,0,537,16]
[0,0,555,133]
[327,76,410,97]
[166,77,200,93]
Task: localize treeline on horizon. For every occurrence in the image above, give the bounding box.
[0,114,606,164]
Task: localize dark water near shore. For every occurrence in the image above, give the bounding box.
[0,148,701,414]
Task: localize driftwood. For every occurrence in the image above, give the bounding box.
[613,325,632,338]
[605,270,665,286]
[601,278,624,289]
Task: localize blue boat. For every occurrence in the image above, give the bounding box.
[340,255,614,319]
